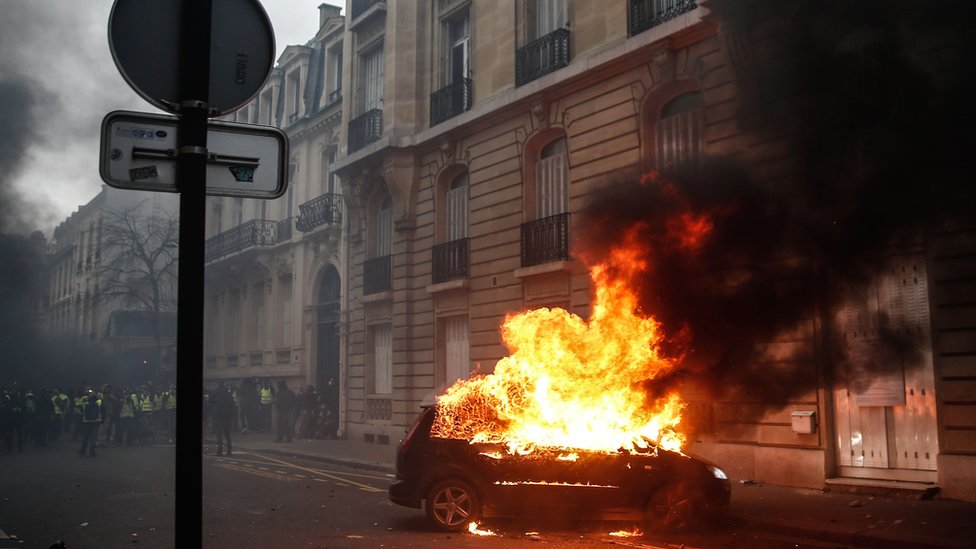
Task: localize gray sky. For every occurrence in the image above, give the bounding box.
[0,0,341,235]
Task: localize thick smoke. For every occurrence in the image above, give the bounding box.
[578,0,976,413]
[0,79,52,234]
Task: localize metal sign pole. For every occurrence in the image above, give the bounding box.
[175,0,210,545]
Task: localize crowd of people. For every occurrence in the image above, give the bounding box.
[1,377,340,458]
[204,377,340,456]
[0,382,178,456]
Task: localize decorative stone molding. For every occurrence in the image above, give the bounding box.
[531,100,549,129]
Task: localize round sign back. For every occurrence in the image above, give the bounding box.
[108,0,275,116]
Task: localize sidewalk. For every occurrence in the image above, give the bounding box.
[213,431,976,549]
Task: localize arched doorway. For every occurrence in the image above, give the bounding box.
[316,266,341,429]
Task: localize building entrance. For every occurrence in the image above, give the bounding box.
[831,253,939,482]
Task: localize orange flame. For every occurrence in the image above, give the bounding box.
[432,228,686,454]
[467,522,497,536]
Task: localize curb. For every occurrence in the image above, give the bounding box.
[203,438,396,474]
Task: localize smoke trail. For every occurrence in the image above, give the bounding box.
[578,0,976,412]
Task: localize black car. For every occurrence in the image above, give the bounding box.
[389,405,731,533]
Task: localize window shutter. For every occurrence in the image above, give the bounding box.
[374,324,393,394]
[445,316,470,384]
[377,201,393,256]
[536,140,568,219]
[446,177,468,241]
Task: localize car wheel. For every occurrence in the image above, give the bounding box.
[424,479,480,532]
[643,482,699,533]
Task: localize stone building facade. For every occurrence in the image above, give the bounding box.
[201,0,976,500]
[48,186,179,377]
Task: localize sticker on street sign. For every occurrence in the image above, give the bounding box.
[100,110,288,198]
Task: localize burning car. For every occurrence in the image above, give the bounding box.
[389,404,730,532]
[390,230,730,532]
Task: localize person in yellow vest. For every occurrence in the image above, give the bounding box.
[51,388,69,441]
[259,380,274,433]
[138,387,155,444]
[72,389,87,441]
[117,386,137,446]
[78,389,102,457]
[162,385,177,443]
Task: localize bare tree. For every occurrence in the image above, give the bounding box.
[96,202,179,377]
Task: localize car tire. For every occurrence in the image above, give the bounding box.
[643,481,699,533]
[424,478,481,532]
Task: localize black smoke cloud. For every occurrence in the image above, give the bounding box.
[578,0,976,412]
[0,78,52,234]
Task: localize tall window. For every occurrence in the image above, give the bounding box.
[277,275,293,347]
[251,281,265,350]
[444,316,470,385]
[376,196,393,257]
[656,91,703,170]
[359,45,384,114]
[446,173,469,241]
[225,289,240,358]
[444,10,470,86]
[286,69,301,121]
[529,0,567,40]
[372,324,393,395]
[233,198,244,226]
[535,138,568,219]
[327,46,343,104]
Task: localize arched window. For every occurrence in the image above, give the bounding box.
[535,137,568,219]
[655,91,703,170]
[520,132,571,267]
[433,169,469,283]
[446,172,469,241]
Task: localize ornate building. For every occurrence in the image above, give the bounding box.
[203,0,976,500]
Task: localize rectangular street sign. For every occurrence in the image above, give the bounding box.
[100,110,288,198]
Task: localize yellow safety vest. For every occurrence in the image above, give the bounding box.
[260,387,273,405]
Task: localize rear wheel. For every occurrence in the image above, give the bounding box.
[424,479,480,532]
[643,482,699,533]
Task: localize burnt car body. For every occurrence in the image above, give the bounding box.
[389,405,731,532]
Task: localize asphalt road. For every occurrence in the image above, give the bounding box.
[1,438,853,549]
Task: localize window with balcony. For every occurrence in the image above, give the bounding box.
[433,171,469,283]
[431,6,472,126]
[349,43,384,153]
[516,0,570,86]
[364,195,393,295]
[522,136,570,267]
[326,46,343,107]
[286,69,301,124]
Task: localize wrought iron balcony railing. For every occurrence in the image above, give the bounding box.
[628,0,697,37]
[430,78,472,127]
[205,219,282,263]
[363,254,392,295]
[351,0,383,20]
[348,108,383,154]
[432,238,469,284]
[296,193,343,233]
[515,28,570,87]
[521,212,570,268]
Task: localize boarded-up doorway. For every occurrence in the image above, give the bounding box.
[832,253,939,482]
